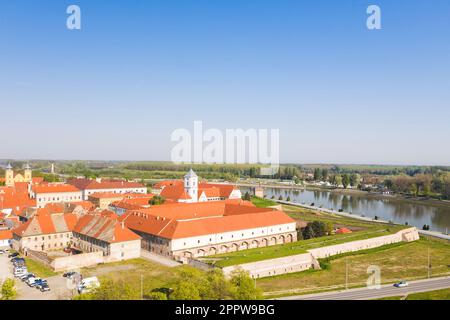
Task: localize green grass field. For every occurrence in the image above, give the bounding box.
[377,288,450,300]
[81,258,197,299]
[251,197,278,208]
[205,204,405,267]
[24,258,59,278]
[259,237,450,296]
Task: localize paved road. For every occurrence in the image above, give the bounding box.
[0,253,13,283]
[140,250,181,267]
[280,277,450,300]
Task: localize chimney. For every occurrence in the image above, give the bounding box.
[121,221,125,229]
[96,177,102,183]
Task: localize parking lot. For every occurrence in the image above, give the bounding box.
[16,275,75,300]
[1,252,76,300]
[0,253,13,282]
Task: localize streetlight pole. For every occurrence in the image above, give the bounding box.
[345,257,348,290]
[141,274,144,300]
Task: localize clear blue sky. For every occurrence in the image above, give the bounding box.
[0,0,449,165]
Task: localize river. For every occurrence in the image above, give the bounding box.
[242,187,450,233]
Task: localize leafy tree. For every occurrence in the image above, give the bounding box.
[313,168,321,181]
[170,281,201,300]
[242,191,251,201]
[1,279,16,300]
[147,291,168,300]
[203,269,235,300]
[410,184,418,197]
[334,174,342,186]
[229,269,262,300]
[278,195,283,201]
[302,225,316,239]
[384,179,394,190]
[286,196,291,202]
[149,195,166,205]
[350,173,361,187]
[342,174,350,188]
[321,169,329,181]
[77,279,138,300]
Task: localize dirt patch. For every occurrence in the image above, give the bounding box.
[84,263,136,276]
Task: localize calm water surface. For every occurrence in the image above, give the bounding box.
[244,187,450,233]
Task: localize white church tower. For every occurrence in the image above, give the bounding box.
[184,169,198,202]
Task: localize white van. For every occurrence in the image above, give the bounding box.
[77,277,100,294]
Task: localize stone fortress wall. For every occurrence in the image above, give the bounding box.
[222,227,420,279]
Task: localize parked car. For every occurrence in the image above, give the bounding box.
[63,271,76,278]
[13,260,26,267]
[77,277,100,294]
[14,269,28,277]
[11,257,25,264]
[8,252,19,258]
[394,281,409,288]
[35,279,48,290]
[20,273,35,281]
[27,277,41,287]
[0,249,6,254]
[14,267,27,273]
[40,283,50,292]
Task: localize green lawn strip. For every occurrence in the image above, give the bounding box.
[283,205,406,231]
[207,228,396,268]
[80,258,197,298]
[376,296,404,300]
[405,288,450,300]
[25,258,59,278]
[251,197,278,208]
[257,238,450,296]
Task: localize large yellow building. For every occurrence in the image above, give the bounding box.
[4,163,32,187]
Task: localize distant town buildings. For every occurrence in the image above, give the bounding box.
[30,184,83,208]
[67,178,147,200]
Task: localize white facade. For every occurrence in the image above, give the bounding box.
[170,222,296,252]
[82,187,147,200]
[184,169,198,202]
[0,238,11,248]
[34,191,83,208]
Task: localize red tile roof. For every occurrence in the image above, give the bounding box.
[120,201,295,240]
[73,212,140,243]
[13,210,78,237]
[0,186,36,211]
[32,184,80,194]
[68,178,145,190]
[0,230,12,240]
[88,192,127,199]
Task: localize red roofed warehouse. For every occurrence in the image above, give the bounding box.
[30,184,83,208]
[72,211,141,261]
[121,200,297,263]
[12,210,77,252]
[67,178,147,200]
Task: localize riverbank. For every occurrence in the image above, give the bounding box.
[276,200,450,240]
[232,181,450,208]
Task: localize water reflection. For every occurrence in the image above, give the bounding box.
[243,187,450,233]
